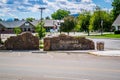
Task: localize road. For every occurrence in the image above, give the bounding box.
[0,52,120,80]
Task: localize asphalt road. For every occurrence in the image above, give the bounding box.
[0,52,120,80]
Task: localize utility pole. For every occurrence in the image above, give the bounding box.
[38,7,46,22]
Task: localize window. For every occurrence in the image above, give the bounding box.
[28,28,31,31]
[24,28,26,31]
[25,22,29,26]
[118,26,120,30]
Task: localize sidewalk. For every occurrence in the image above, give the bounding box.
[47,50,120,57]
[88,50,120,56]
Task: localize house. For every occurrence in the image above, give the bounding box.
[0,21,27,33]
[112,14,120,31]
[0,20,63,34]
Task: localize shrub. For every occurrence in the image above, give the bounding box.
[0,39,4,44]
[14,27,22,35]
[39,44,44,49]
[114,31,120,34]
[35,22,46,39]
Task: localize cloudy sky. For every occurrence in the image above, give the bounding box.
[0,0,112,20]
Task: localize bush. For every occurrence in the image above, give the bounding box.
[35,22,46,39]
[14,27,22,35]
[114,31,120,34]
[0,39,4,44]
[39,44,44,49]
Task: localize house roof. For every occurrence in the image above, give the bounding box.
[0,20,63,28]
[30,20,39,26]
[44,20,55,27]
[30,20,56,27]
[0,21,26,28]
[112,14,120,26]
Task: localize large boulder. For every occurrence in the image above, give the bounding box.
[44,34,95,51]
[4,32,39,50]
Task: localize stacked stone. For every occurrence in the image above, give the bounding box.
[4,32,39,50]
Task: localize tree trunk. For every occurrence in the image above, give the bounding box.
[67,32,69,35]
[87,29,90,36]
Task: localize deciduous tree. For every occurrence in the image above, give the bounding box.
[14,27,22,35]
[51,9,70,20]
[35,22,46,39]
[77,11,91,35]
[26,17,35,22]
[60,16,76,35]
[112,0,120,20]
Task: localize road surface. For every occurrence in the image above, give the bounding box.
[0,51,120,80]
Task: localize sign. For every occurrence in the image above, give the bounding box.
[44,34,95,51]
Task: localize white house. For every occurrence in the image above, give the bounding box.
[112,14,120,31]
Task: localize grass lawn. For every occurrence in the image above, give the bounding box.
[87,34,120,39]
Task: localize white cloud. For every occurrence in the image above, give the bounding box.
[0,0,111,19]
[28,4,40,12]
[43,0,96,14]
[81,0,92,3]
[1,0,7,3]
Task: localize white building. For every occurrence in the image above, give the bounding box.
[112,14,120,31]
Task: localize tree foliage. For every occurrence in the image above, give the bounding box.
[14,27,22,35]
[51,9,70,20]
[45,16,50,20]
[89,10,113,32]
[60,16,76,34]
[0,18,2,21]
[14,18,19,21]
[77,12,91,32]
[26,17,35,22]
[112,0,120,20]
[35,22,46,39]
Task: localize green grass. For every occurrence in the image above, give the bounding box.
[87,34,120,39]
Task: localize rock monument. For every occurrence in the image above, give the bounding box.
[4,32,39,50]
[44,34,95,51]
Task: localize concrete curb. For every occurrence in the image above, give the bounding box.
[88,50,120,57]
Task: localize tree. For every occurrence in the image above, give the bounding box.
[112,0,120,20]
[89,10,113,32]
[60,16,76,35]
[26,17,35,22]
[35,22,46,39]
[77,12,91,35]
[0,18,2,21]
[14,27,22,35]
[14,18,19,21]
[45,16,50,20]
[51,9,70,20]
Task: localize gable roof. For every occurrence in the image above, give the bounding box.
[44,20,55,27]
[0,20,63,28]
[30,20,56,27]
[0,21,26,28]
[112,14,120,26]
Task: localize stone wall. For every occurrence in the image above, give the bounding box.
[44,34,95,51]
[4,32,39,50]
